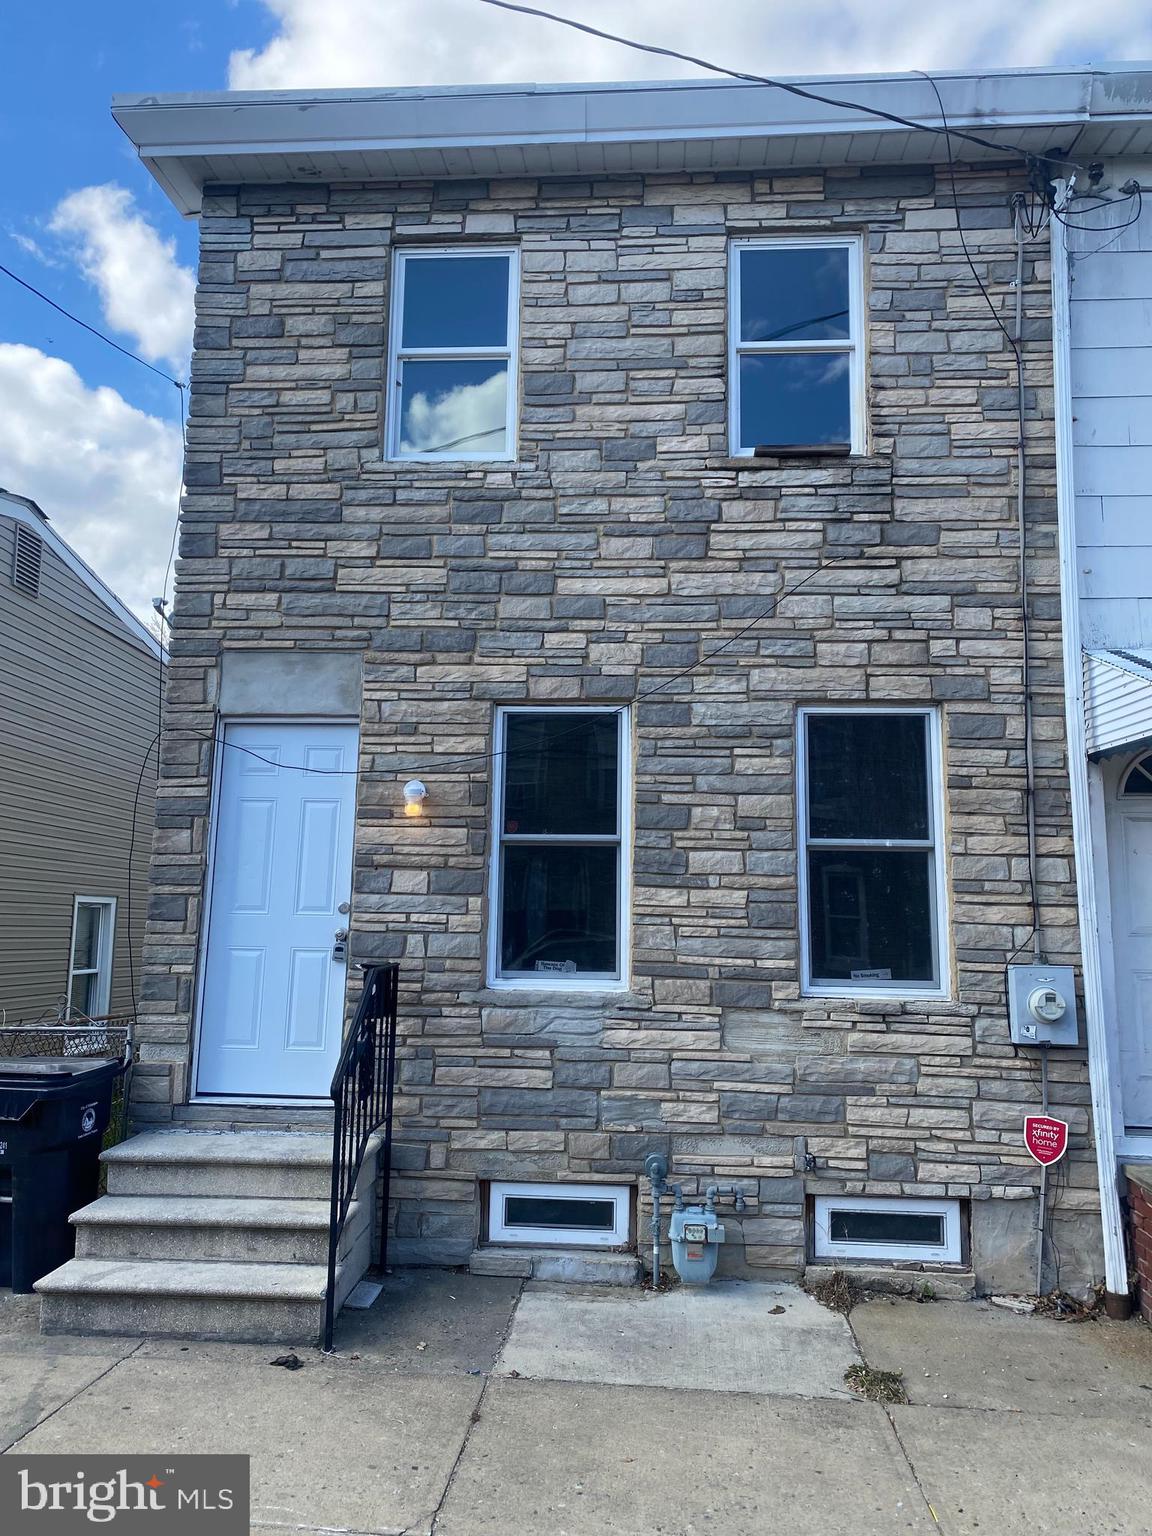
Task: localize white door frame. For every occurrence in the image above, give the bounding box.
[190,715,360,1106]
[1103,750,1152,1155]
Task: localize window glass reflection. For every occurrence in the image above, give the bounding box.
[399,360,508,455]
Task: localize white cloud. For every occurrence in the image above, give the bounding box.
[49,185,195,374]
[400,367,508,454]
[229,0,1152,91]
[0,344,183,621]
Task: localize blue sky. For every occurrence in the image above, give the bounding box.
[0,3,266,413]
[2,0,1151,618]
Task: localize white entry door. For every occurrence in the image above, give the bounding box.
[197,721,358,1099]
[1109,755,1152,1128]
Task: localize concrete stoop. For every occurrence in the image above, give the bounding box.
[469,1247,641,1286]
[35,1130,378,1344]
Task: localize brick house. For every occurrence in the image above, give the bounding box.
[45,64,1152,1336]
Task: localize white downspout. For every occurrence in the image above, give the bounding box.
[1050,182,1130,1308]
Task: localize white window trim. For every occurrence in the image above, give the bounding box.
[728,235,867,457]
[488,1180,632,1247]
[385,245,520,463]
[813,1195,963,1265]
[487,705,632,992]
[797,706,950,1000]
[67,896,116,1018]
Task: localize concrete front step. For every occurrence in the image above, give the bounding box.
[103,1130,333,1200]
[36,1128,382,1343]
[36,1258,337,1343]
[71,1195,356,1267]
[469,1247,641,1286]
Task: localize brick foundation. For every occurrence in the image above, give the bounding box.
[1126,1169,1152,1323]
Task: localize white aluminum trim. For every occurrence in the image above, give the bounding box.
[487,1180,631,1247]
[384,245,519,463]
[812,1195,962,1264]
[797,706,950,999]
[487,705,631,991]
[727,235,866,457]
[1050,194,1129,1296]
[112,66,1152,216]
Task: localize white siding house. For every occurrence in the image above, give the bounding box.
[1054,165,1152,1302]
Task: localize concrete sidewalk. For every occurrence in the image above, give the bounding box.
[1,1271,1150,1534]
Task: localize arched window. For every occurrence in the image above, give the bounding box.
[1122,754,1152,796]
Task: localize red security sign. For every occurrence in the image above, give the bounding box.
[1024,1115,1069,1166]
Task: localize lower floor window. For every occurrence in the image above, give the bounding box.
[67,896,116,1018]
[799,708,947,995]
[487,1181,631,1247]
[812,1196,962,1264]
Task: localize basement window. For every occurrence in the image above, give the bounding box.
[487,1181,631,1247]
[813,1196,962,1264]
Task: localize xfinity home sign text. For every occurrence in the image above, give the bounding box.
[0,1456,249,1533]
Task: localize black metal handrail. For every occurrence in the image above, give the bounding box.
[322,962,400,1351]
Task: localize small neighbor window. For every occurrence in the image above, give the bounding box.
[729,237,864,455]
[488,1181,631,1247]
[813,1196,962,1264]
[799,708,947,995]
[490,707,629,987]
[387,246,519,460]
[67,897,116,1018]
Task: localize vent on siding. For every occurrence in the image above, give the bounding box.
[12,525,43,597]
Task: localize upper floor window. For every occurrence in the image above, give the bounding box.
[798,708,947,997]
[489,707,630,989]
[386,247,519,461]
[729,237,865,456]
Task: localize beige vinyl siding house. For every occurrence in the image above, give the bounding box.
[0,489,164,1022]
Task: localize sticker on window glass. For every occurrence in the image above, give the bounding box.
[850,968,892,981]
[535,959,578,974]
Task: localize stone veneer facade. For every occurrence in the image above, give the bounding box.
[139,157,1106,1294]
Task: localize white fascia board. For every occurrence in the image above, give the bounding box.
[110,64,1139,216]
[0,492,165,662]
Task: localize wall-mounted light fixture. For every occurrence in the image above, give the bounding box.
[403,779,427,817]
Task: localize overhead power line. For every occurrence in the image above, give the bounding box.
[473,0,1087,175]
[0,258,187,392]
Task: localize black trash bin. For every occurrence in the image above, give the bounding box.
[0,1055,126,1292]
